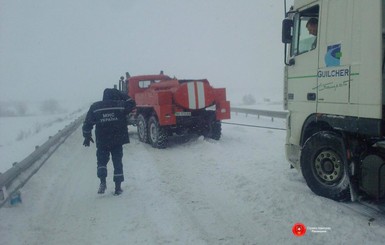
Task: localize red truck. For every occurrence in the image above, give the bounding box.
[118,72,231,148]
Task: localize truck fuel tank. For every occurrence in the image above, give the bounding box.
[173,80,215,110]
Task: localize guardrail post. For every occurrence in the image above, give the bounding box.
[0,186,8,202]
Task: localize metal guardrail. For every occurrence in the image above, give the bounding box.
[0,114,86,207]
[231,107,288,120]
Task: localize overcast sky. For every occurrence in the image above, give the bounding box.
[0,0,290,105]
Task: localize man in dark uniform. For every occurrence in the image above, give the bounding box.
[82,88,136,195]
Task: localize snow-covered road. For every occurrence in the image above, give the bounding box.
[0,114,384,244]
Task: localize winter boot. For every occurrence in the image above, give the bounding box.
[114,182,123,195]
[98,181,107,194]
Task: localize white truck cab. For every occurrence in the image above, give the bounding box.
[282,0,385,201]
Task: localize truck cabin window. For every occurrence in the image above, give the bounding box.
[138,80,164,88]
[139,80,153,88]
[291,6,319,56]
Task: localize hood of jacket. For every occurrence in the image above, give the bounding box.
[103,88,122,101]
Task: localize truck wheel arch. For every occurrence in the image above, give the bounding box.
[300,114,334,146]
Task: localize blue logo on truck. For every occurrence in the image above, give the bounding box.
[325,44,342,67]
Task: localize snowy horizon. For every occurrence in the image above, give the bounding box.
[0,0,290,105]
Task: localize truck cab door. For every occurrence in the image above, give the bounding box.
[283,5,320,148]
[285,9,319,117]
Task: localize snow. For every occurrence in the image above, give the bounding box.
[0,102,385,244]
[0,103,88,173]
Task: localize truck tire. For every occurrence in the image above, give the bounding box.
[300,131,350,201]
[137,114,148,143]
[204,120,222,140]
[148,115,168,148]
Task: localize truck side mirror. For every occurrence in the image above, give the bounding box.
[282,18,293,44]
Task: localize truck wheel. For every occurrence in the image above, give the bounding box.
[300,131,350,201]
[137,114,148,143]
[204,120,222,140]
[148,115,168,148]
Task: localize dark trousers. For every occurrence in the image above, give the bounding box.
[96,145,124,183]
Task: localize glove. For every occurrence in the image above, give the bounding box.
[83,137,94,147]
